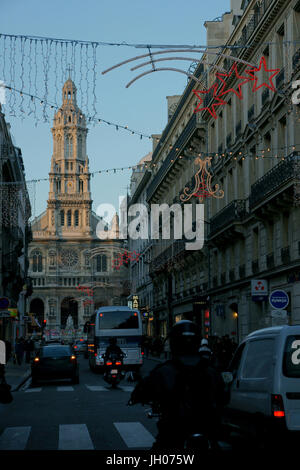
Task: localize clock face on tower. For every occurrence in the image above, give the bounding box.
[59,249,79,269]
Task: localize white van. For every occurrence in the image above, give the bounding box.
[223,325,300,440]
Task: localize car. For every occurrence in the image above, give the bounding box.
[31,344,79,385]
[222,325,300,445]
[73,340,88,358]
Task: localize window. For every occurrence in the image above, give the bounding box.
[49,251,56,266]
[85,253,90,266]
[60,210,64,226]
[67,210,72,226]
[228,343,246,376]
[96,254,107,272]
[32,251,43,273]
[98,310,139,329]
[75,210,79,226]
[241,339,275,379]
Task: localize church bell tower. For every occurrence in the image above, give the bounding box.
[47,78,92,236]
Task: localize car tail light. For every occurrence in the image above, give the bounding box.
[106,361,113,366]
[70,355,76,361]
[74,346,77,349]
[271,394,285,418]
[34,357,40,362]
[94,353,97,357]
[115,361,121,366]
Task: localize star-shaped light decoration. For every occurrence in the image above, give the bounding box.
[215,63,253,100]
[245,56,280,92]
[193,83,227,119]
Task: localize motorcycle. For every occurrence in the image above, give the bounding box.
[128,401,232,453]
[102,352,126,388]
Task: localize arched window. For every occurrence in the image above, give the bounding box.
[65,135,69,158]
[96,254,107,272]
[60,210,64,226]
[74,210,79,226]
[68,115,71,123]
[69,136,73,157]
[68,91,71,100]
[67,210,72,226]
[32,251,43,273]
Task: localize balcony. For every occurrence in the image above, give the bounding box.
[229,269,235,282]
[249,153,298,209]
[147,114,198,201]
[248,105,255,121]
[252,259,259,274]
[276,68,285,89]
[239,264,245,278]
[266,252,274,269]
[149,239,186,274]
[262,88,270,106]
[210,199,247,237]
[281,246,290,264]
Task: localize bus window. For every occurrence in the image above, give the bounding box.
[99,310,139,329]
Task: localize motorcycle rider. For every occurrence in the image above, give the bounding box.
[104,337,125,361]
[129,320,226,449]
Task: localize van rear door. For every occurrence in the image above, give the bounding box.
[281,335,300,431]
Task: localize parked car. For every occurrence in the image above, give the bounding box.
[73,339,88,358]
[222,325,300,445]
[31,344,79,385]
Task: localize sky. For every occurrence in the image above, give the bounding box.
[1,0,230,221]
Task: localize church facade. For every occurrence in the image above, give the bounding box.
[27,79,129,338]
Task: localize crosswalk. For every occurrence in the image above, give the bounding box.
[24,384,135,393]
[0,422,155,450]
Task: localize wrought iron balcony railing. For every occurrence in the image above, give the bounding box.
[147,114,197,201]
[266,252,274,269]
[249,153,299,209]
[210,199,247,236]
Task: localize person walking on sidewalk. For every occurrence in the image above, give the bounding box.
[15,338,24,365]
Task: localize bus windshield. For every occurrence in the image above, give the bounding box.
[98,310,139,330]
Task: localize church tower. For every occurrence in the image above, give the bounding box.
[47,78,92,237]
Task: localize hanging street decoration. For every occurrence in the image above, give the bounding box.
[245,56,280,92]
[180,156,224,203]
[192,57,282,119]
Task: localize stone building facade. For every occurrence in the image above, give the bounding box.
[131,0,300,341]
[28,79,128,338]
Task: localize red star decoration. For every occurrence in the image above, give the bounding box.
[193,83,227,119]
[215,63,253,100]
[245,56,280,92]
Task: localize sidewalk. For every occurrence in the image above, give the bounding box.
[4,359,31,391]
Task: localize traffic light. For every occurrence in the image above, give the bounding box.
[43,319,47,326]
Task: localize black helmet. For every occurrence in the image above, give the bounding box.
[169,320,201,355]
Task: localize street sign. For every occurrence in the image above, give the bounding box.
[0,297,10,309]
[271,309,287,319]
[251,280,268,301]
[269,290,289,310]
[0,310,12,318]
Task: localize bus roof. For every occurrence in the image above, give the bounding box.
[95,306,139,313]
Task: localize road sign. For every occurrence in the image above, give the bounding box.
[0,311,11,318]
[0,297,10,309]
[269,290,289,310]
[251,280,268,301]
[271,309,287,319]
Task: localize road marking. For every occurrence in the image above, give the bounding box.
[0,426,31,450]
[57,386,74,392]
[25,388,42,393]
[85,385,108,391]
[119,386,134,392]
[114,422,155,448]
[58,424,94,450]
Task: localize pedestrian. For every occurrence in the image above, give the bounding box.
[15,338,24,365]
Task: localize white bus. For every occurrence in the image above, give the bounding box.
[87,306,144,372]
